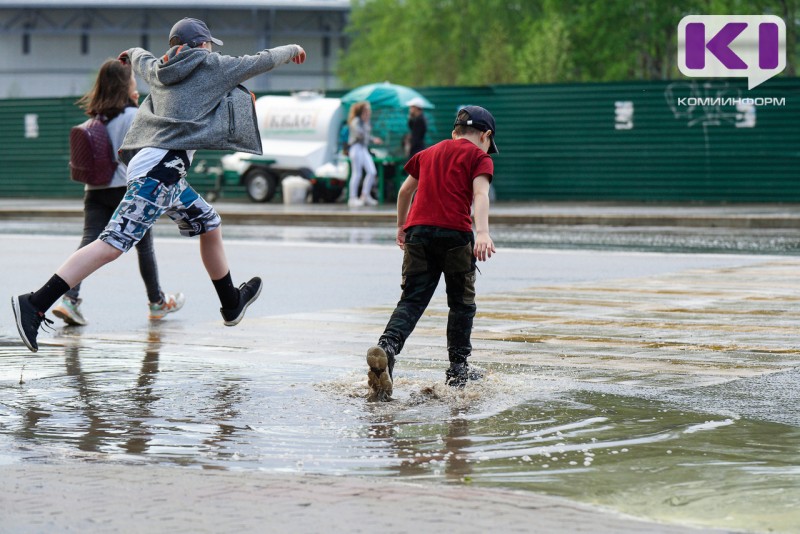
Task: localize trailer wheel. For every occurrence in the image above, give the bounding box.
[244,168,278,202]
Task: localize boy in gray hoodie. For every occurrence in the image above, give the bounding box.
[12,17,306,352]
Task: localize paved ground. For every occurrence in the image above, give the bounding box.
[2,200,796,534]
[0,465,730,534]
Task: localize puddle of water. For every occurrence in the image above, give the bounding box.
[2,259,799,532]
[1,334,799,532]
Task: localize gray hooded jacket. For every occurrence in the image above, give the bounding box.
[119,43,301,164]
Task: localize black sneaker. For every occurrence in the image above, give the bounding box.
[367,345,395,401]
[445,361,485,389]
[220,277,263,326]
[11,293,54,353]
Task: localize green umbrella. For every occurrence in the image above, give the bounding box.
[341,82,434,109]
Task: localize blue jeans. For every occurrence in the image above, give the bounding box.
[379,225,477,363]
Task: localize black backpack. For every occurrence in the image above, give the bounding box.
[68,115,118,185]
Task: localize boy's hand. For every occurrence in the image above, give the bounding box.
[396,228,407,249]
[474,231,495,261]
[118,51,130,65]
[292,47,307,64]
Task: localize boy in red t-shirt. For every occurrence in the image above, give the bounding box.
[366,106,498,401]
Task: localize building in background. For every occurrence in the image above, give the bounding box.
[0,0,350,98]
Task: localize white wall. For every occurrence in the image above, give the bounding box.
[0,7,347,98]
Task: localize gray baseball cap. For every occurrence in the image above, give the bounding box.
[169,18,223,47]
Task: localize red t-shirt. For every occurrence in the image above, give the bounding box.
[403,138,494,233]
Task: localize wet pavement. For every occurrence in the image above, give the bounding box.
[2,199,799,256]
[0,209,799,533]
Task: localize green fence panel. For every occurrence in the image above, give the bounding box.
[415,79,800,202]
[0,98,241,200]
[1,78,798,202]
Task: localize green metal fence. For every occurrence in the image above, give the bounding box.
[1,78,798,202]
[416,78,800,202]
[0,96,233,199]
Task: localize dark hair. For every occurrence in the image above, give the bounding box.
[75,59,136,119]
[453,109,483,137]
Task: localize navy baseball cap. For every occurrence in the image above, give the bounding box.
[169,18,223,47]
[454,105,498,154]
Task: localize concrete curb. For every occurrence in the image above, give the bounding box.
[1,205,799,229]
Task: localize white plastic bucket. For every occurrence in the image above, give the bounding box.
[281,175,311,205]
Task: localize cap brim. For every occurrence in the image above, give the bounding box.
[210,37,223,46]
[488,137,498,154]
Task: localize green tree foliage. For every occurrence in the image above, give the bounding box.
[338,0,798,86]
[515,10,575,84]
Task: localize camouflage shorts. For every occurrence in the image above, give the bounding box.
[99,176,221,253]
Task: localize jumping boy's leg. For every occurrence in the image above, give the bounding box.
[57,239,123,287]
[12,239,122,352]
[55,189,115,326]
[14,173,171,352]
[199,226,230,280]
[198,227,263,326]
[151,151,261,326]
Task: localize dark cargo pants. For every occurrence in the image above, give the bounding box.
[379,225,477,364]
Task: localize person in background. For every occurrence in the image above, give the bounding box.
[347,101,382,207]
[405,97,428,159]
[53,58,184,326]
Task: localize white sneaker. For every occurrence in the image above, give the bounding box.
[149,292,185,320]
[362,195,379,206]
[348,198,365,208]
[52,296,88,326]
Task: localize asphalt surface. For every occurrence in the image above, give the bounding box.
[1,198,797,534]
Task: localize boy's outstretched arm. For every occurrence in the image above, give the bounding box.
[221,45,306,84]
[395,175,418,248]
[472,174,495,261]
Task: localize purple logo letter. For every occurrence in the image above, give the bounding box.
[686,22,748,70]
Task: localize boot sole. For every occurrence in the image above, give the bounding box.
[366,346,392,401]
[11,296,37,353]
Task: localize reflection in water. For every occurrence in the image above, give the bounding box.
[123,327,162,454]
[363,408,473,480]
[2,345,800,531]
[55,325,164,454]
[1,232,798,532]
[443,416,471,480]
[3,326,252,464]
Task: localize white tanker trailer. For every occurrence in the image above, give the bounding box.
[220,92,348,202]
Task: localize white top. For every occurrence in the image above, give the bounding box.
[85,106,136,190]
[127,147,196,182]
